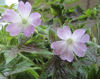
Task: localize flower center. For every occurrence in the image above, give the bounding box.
[22,19,28,25]
[66,38,74,45]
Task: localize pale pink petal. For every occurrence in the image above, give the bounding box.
[57,26,72,40]
[24,25,34,37]
[51,41,74,62]
[81,34,90,43]
[18,1,32,18]
[6,24,21,36]
[73,42,87,57]
[3,9,21,23]
[73,29,85,38]
[51,41,66,55]
[28,13,41,26]
[60,49,74,62]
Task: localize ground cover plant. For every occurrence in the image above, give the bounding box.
[0,0,100,79]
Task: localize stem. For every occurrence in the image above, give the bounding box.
[97,23,100,44]
[87,0,90,9]
[18,52,35,65]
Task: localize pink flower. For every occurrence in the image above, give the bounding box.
[3,1,41,37]
[51,26,90,62]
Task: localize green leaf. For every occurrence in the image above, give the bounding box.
[27,68,39,79]
[4,47,19,64]
[97,69,100,79]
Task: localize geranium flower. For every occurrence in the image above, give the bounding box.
[51,26,90,62]
[3,1,41,37]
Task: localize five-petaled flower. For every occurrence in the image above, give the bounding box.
[3,1,41,37]
[51,26,90,62]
